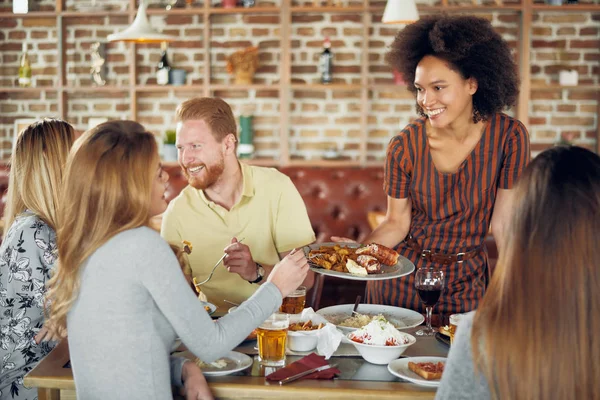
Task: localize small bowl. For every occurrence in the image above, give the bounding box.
[286,316,325,352]
[346,332,416,365]
[287,329,320,352]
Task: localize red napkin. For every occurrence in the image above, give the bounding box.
[265,353,340,381]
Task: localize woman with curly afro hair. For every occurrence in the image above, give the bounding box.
[335,14,530,324]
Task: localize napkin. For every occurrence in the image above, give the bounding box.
[265,353,340,381]
[292,308,344,359]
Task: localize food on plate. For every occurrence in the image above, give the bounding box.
[308,244,359,273]
[204,305,212,313]
[338,313,407,329]
[348,316,410,346]
[288,321,324,331]
[308,243,397,275]
[408,361,445,380]
[357,255,381,273]
[355,243,399,265]
[195,357,228,369]
[246,329,258,340]
[439,325,452,337]
[345,259,367,276]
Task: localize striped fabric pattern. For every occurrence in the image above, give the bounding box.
[368,113,530,315]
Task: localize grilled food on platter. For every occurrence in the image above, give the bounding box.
[355,243,399,265]
[357,255,381,273]
[308,243,398,275]
[408,361,444,380]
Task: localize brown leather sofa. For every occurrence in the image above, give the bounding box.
[0,163,498,310]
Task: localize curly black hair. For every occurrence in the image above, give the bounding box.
[386,14,519,122]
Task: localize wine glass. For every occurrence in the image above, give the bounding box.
[414,267,444,336]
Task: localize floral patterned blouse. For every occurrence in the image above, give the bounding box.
[0,212,57,400]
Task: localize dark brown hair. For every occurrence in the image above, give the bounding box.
[472,146,600,400]
[386,14,519,121]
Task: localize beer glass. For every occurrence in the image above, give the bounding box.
[257,313,289,366]
[279,286,306,314]
[448,313,466,345]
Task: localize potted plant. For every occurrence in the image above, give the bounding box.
[163,129,178,162]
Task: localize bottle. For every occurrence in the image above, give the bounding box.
[157,41,171,86]
[18,42,32,87]
[320,37,333,84]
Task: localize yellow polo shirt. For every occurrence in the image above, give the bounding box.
[161,162,315,310]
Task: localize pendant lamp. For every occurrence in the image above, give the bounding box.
[107,0,176,43]
[382,0,419,24]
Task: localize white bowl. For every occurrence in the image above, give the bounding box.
[287,329,320,352]
[346,332,416,365]
[286,315,325,352]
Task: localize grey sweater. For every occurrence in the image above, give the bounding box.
[435,312,491,400]
[67,227,281,400]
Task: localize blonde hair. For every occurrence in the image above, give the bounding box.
[472,146,600,400]
[46,121,159,337]
[3,119,75,234]
[175,97,237,143]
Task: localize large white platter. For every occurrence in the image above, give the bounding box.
[387,356,447,387]
[194,351,253,376]
[303,242,414,281]
[316,304,424,333]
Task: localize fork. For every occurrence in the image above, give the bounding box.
[194,238,245,287]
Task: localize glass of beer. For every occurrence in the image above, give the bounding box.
[257,313,289,366]
[448,313,466,345]
[279,286,306,314]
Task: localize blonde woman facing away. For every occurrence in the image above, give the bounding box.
[45,121,309,400]
[436,145,600,400]
[0,119,74,400]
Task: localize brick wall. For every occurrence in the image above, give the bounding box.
[0,0,598,161]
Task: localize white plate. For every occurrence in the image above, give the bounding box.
[196,351,253,376]
[200,301,216,315]
[387,356,446,387]
[303,242,414,281]
[316,304,424,333]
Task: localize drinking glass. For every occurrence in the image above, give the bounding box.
[279,286,306,314]
[257,313,289,366]
[414,267,444,336]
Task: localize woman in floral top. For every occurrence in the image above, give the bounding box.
[0,119,75,400]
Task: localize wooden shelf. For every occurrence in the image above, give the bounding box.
[0,87,57,92]
[0,11,57,17]
[288,159,361,167]
[290,83,362,91]
[209,6,281,14]
[291,6,366,13]
[210,84,281,91]
[531,84,600,92]
[135,84,206,92]
[532,4,600,12]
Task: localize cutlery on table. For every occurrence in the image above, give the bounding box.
[352,295,362,316]
[194,238,245,287]
[278,364,338,385]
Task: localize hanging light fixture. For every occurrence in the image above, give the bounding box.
[107,0,176,43]
[382,0,419,24]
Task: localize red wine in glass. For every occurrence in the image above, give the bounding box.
[414,267,444,336]
[416,287,442,307]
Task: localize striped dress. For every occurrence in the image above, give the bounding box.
[368,113,530,315]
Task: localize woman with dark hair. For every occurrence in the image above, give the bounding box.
[436,145,600,399]
[335,14,530,317]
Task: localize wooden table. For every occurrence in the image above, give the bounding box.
[24,327,448,400]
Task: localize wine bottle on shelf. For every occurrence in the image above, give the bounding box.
[18,42,32,87]
[157,41,171,86]
[320,37,333,84]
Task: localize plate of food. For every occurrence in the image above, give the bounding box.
[387,356,446,387]
[200,301,216,315]
[303,242,414,281]
[193,351,253,376]
[316,304,424,333]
